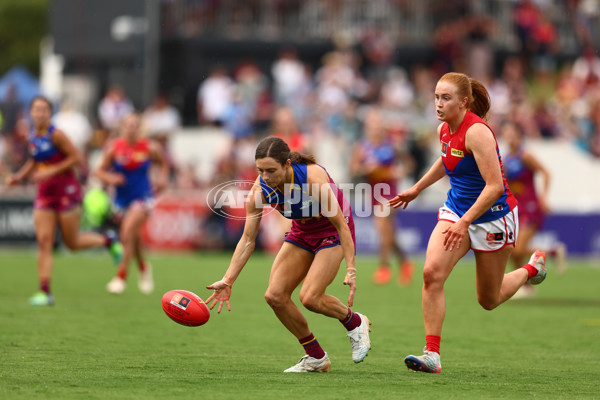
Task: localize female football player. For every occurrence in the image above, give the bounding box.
[502,121,567,298]
[390,73,546,373]
[206,136,371,373]
[350,106,414,286]
[6,96,123,306]
[95,112,168,295]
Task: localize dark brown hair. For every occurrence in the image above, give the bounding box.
[439,72,491,120]
[30,95,53,111]
[255,136,316,165]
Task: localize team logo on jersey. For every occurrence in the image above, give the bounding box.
[451,149,464,157]
[441,142,448,157]
[170,293,191,310]
[491,205,504,212]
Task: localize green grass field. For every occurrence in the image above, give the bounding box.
[1,250,599,399]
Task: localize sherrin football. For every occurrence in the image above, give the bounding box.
[162,290,210,327]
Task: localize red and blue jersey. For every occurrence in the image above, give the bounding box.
[440,111,517,224]
[111,137,154,208]
[259,162,353,235]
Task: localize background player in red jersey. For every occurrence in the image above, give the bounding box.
[5,96,123,306]
[350,106,414,286]
[502,121,567,298]
[390,73,546,373]
[206,136,371,373]
[95,113,168,295]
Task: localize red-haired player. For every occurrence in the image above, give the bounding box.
[391,73,547,373]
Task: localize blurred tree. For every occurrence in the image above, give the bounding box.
[0,0,48,77]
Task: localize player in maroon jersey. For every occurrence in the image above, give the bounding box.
[502,121,567,298]
[6,96,123,306]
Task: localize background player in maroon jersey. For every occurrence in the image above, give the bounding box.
[6,96,123,306]
[502,121,567,298]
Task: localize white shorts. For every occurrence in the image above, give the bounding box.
[438,205,519,252]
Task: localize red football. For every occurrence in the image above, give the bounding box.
[162,290,210,327]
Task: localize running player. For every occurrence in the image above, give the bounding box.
[95,113,168,295]
[502,121,567,298]
[5,96,123,306]
[390,73,546,373]
[350,106,414,286]
[206,136,371,372]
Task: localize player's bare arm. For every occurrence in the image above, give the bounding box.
[149,140,169,194]
[522,150,551,212]
[94,143,126,186]
[390,124,446,209]
[6,158,35,185]
[206,177,264,312]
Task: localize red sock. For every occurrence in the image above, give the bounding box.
[40,279,51,294]
[426,335,441,354]
[117,267,127,280]
[299,333,325,359]
[340,307,362,331]
[138,261,146,272]
[522,264,538,279]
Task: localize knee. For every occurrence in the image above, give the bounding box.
[299,291,321,313]
[62,239,78,251]
[477,295,499,311]
[37,234,55,252]
[422,265,443,291]
[264,289,289,310]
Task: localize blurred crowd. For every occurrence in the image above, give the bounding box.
[1,0,600,193]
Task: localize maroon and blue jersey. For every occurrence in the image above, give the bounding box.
[440,111,517,224]
[504,147,543,227]
[259,162,354,236]
[29,125,82,211]
[111,137,154,209]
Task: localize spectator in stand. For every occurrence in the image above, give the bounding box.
[512,0,542,67]
[272,47,305,107]
[197,65,234,126]
[272,107,308,153]
[233,60,271,132]
[572,46,600,89]
[53,100,93,154]
[98,84,134,135]
[578,98,600,157]
[143,92,181,180]
[0,85,24,138]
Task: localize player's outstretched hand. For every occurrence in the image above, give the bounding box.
[205,280,232,313]
[389,187,419,209]
[343,267,357,307]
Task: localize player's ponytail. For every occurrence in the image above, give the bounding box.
[439,72,491,120]
[255,136,317,166]
[468,78,491,121]
[289,152,316,165]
